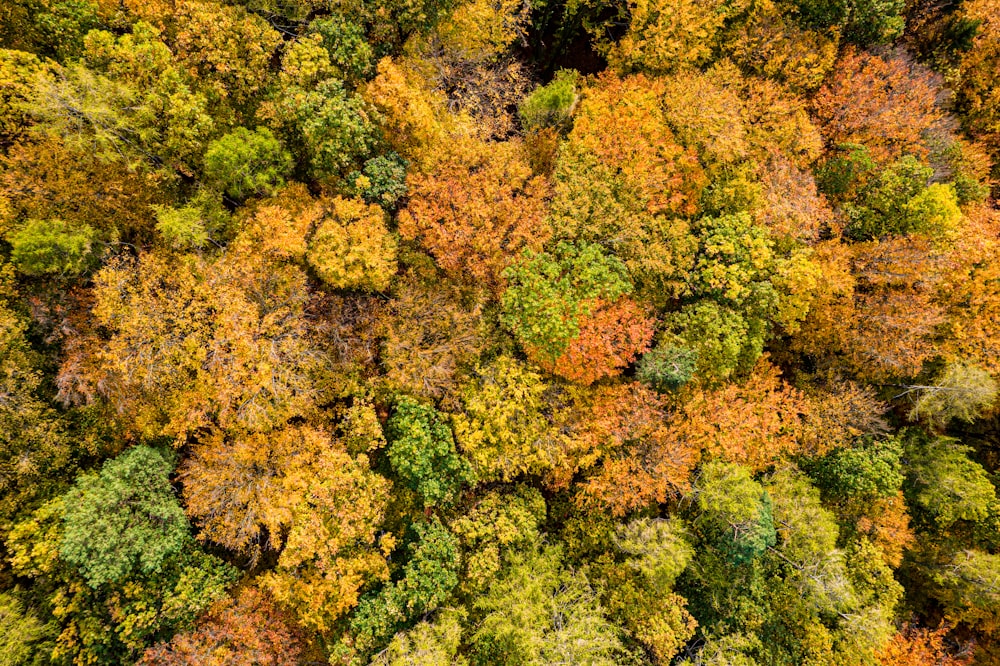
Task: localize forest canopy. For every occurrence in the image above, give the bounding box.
[1,0,1000,663]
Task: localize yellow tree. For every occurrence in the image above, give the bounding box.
[83,248,319,441]
[181,424,392,632]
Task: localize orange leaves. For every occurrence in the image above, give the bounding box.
[139,587,304,665]
[566,73,705,219]
[574,382,699,516]
[670,358,807,470]
[399,139,550,291]
[539,297,654,386]
[87,249,318,440]
[812,48,943,162]
[878,624,972,666]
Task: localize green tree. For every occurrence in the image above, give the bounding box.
[501,242,632,363]
[346,518,461,660]
[0,591,50,666]
[906,434,997,528]
[9,218,99,277]
[270,79,380,181]
[808,436,904,501]
[518,69,580,131]
[907,362,999,427]
[695,462,777,565]
[60,445,190,588]
[203,127,292,199]
[636,342,699,392]
[470,546,631,665]
[387,399,474,508]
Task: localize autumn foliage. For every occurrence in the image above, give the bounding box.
[3,1,1000,665]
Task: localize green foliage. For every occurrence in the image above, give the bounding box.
[308,16,374,83]
[931,549,1000,632]
[0,591,51,666]
[387,399,474,508]
[348,518,461,658]
[0,296,72,527]
[690,212,777,311]
[275,79,380,181]
[838,154,963,241]
[153,189,229,250]
[371,608,469,666]
[615,517,694,591]
[349,153,408,208]
[9,218,99,277]
[470,546,631,665]
[906,434,997,528]
[60,446,190,588]
[501,242,632,362]
[696,462,777,565]
[450,486,547,593]
[518,69,579,131]
[910,362,999,427]
[636,342,699,392]
[792,0,905,44]
[203,127,292,199]
[666,300,764,384]
[809,436,904,500]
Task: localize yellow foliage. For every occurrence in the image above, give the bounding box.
[307,196,397,292]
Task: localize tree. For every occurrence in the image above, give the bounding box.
[877,623,972,666]
[9,496,236,662]
[637,342,699,392]
[378,277,484,400]
[85,249,319,440]
[954,0,1000,163]
[905,435,996,529]
[931,550,1000,636]
[695,462,777,565]
[812,49,942,163]
[549,73,706,296]
[138,587,304,666]
[452,356,570,482]
[906,362,998,428]
[669,359,807,470]
[370,608,469,666]
[599,0,731,74]
[9,218,99,277]
[0,591,50,666]
[501,242,632,365]
[60,445,190,588]
[726,1,839,92]
[449,485,547,595]
[398,139,551,291]
[519,69,579,132]
[574,382,700,516]
[306,196,397,292]
[0,136,171,245]
[0,290,74,528]
[181,425,392,630]
[543,297,654,385]
[203,127,292,200]
[609,518,698,662]
[470,546,631,665]
[258,439,391,632]
[386,399,474,508]
[344,518,462,660]
[266,78,380,182]
[0,48,46,147]
[169,0,281,108]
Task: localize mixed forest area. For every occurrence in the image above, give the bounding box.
[1,0,1000,663]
